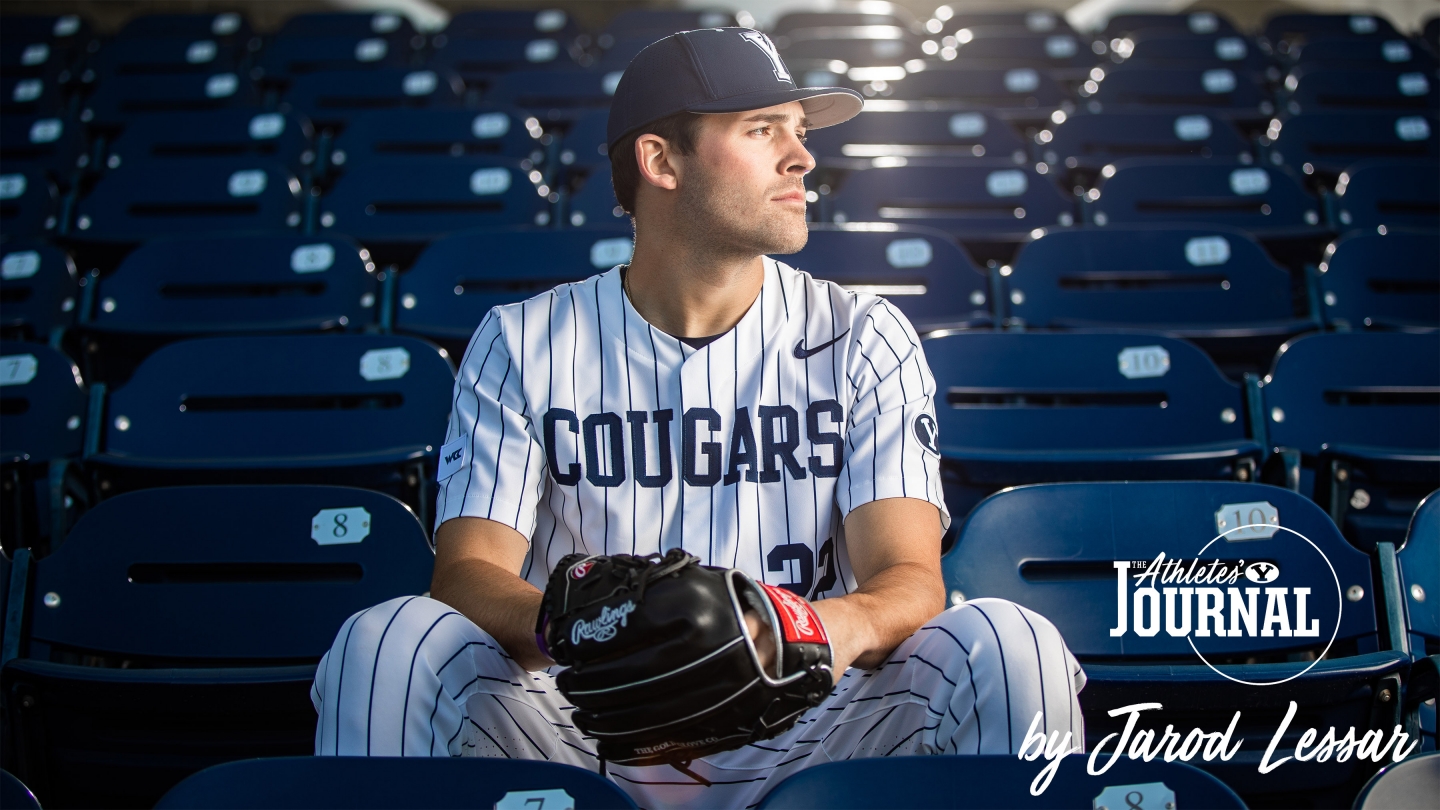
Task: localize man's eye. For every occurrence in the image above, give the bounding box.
[798,134,808,144]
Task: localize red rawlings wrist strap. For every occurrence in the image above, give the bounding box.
[759,583,829,645]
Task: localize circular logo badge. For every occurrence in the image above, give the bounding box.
[569,560,595,580]
[912,413,940,456]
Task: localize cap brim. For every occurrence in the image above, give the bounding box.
[685,86,863,129]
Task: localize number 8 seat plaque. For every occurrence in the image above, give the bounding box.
[312,507,372,545]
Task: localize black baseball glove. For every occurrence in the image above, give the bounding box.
[536,548,834,768]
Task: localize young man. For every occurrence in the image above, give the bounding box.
[312,28,1084,808]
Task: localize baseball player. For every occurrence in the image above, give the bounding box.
[312,28,1085,808]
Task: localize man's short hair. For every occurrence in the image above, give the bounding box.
[608,111,702,216]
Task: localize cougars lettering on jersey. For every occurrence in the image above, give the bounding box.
[435,258,948,599]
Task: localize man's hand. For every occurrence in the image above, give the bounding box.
[431,516,553,671]
[809,498,945,683]
[745,610,776,674]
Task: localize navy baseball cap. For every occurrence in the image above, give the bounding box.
[606,27,863,150]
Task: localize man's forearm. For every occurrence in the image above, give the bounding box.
[431,557,552,671]
[811,561,945,678]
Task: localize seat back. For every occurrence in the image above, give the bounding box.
[284,69,464,131]
[89,234,375,337]
[485,69,620,112]
[1284,68,1439,115]
[256,32,415,81]
[0,241,77,342]
[1104,11,1240,39]
[1293,36,1436,70]
[1270,113,1439,177]
[784,225,990,330]
[773,8,916,38]
[756,755,1244,809]
[320,159,549,243]
[1007,225,1294,330]
[826,164,1075,239]
[445,8,583,43]
[1318,229,1438,329]
[805,109,1026,163]
[397,227,631,349]
[1264,331,1440,457]
[1091,66,1268,112]
[889,67,1067,108]
[947,481,1376,659]
[106,110,313,175]
[81,72,261,125]
[780,33,925,68]
[0,167,55,237]
[1333,160,1440,231]
[26,484,432,661]
[1,75,64,116]
[922,331,1253,465]
[274,11,417,41]
[1088,160,1322,236]
[945,9,1076,36]
[1265,13,1400,49]
[332,108,542,168]
[1123,34,1269,70]
[0,342,84,465]
[602,9,736,39]
[157,756,636,809]
[428,36,575,79]
[1403,492,1440,654]
[73,158,302,243]
[98,334,452,473]
[114,11,252,43]
[945,30,1094,69]
[0,114,81,181]
[92,36,244,78]
[1041,112,1253,180]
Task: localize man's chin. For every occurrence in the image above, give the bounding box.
[758,216,810,256]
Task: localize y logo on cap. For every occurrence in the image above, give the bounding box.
[741,31,791,83]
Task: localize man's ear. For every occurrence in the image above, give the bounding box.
[635,133,681,192]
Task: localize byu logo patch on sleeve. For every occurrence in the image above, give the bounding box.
[438,435,468,482]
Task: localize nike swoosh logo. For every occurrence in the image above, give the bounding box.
[794,329,850,359]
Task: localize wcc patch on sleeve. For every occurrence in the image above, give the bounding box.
[438,435,468,482]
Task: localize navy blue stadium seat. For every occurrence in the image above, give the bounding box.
[1331,161,1440,232]
[756,755,1244,809]
[71,158,302,243]
[83,234,376,382]
[428,35,576,81]
[257,34,416,82]
[1426,17,1440,53]
[1401,494,1440,750]
[1354,752,1440,809]
[1086,160,1323,238]
[158,756,637,809]
[946,30,1094,69]
[1269,113,1439,180]
[0,771,40,810]
[274,10,416,41]
[113,11,252,43]
[1,75,64,116]
[805,109,1028,164]
[396,227,631,356]
[1292,36,1438,70]
[1262,332,1440,550]
[1282,67,1439,115]
[889,66,1067,111]
[0,484,434,808]
[81,71,260,124]
[773,7,918,38]
[781,35,924,68]
[1121,34,1270,71]
[1040,112,1254,188]
[823,164,1075,243]
[944,481,1411,805]
[0,14,92,62]
[0,341,88,553]
[1316,230,1438,331]
[0,114,82,182]
[331,109,542,172]
[1089,66,1271,116]
[0,167,57,238]
[285,69,464,132]
[784,224,991,331]
[601,8,737,40]
[320,159,549,249]
[91,35,246,78]
[565,166,626,227]
[85,335,453,524]
[0,241,77,343]
[922,331,1262,521]
[940,8,1075,36]
[0,21,82,80]
[104,110,313,176]
[485,69,620,112]
[1103,11,1240,39]
[444,7,582,44]
[1006,225,1307,372]
[1266,13,1401,49]
[557,110,612,172]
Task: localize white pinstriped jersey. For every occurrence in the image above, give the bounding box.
[434,256,949,599]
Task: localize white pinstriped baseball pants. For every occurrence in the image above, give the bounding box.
[312,596,1085,809]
